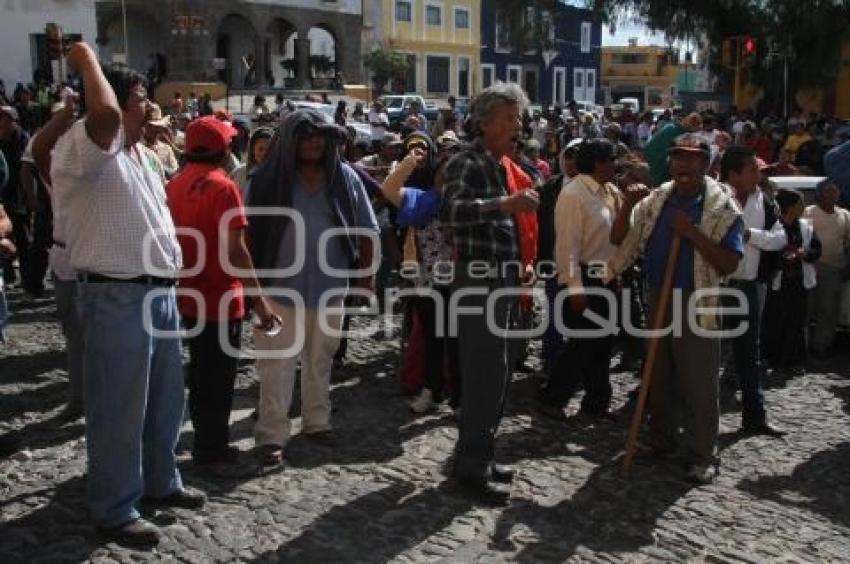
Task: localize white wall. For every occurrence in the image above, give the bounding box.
[0,0,97,87]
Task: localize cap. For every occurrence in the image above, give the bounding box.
[145,102,172,128]
[0,105,19,121]
[565,137,584,152]
[185,116,238,155]
[382,132,403,146]
[668,133,711,157]
[436,130,459,147]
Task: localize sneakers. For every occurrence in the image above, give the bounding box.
[685,463,717,484]
[410,388,436,414]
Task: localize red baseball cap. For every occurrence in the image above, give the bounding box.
[185,116,238,155]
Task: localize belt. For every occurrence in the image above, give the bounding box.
[77,272,177,287]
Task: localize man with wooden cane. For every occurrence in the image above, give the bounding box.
[608,134,744,483]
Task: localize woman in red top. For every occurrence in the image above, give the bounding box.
[166,116,279,475]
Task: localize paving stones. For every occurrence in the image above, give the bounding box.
[2,285,850,562]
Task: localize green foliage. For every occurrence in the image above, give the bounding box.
[362,46,412,94]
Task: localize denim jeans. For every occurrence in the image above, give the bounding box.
[77,281,185,527]
[54,278,84,410]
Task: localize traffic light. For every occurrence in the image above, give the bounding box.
[46,23,64,60]
[742,36,757,66]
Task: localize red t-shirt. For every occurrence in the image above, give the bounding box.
[166,164,248,321]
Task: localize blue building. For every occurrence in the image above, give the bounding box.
[480,0,602,106]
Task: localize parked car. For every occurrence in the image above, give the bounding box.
[767,175,826,206]
[379,95,440,128]
[618,97,641,114]
[292,101,371,146]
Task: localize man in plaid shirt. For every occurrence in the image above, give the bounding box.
[441,83,539,506]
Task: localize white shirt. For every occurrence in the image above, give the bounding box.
[368,109,389,141]
[803,204,850,269]
[50,120,181,278]
[555,174,622,290]
[730,190,787,281]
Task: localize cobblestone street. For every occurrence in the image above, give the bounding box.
[2,285,850,563]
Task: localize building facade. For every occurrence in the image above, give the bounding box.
[0,0,98,87]
[94,0,363,88]
[600,41,680,110]
[480,0,601,106]
[381,0,481,99]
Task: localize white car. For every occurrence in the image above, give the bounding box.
[767,176,826,206]
[292,101,372,146]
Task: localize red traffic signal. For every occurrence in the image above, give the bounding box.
[744,37,756,55]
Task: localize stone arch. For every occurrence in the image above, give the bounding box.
[306,25,338,80]
[98,9,165,75]
[216,14,259,87]
[266,18,299,88]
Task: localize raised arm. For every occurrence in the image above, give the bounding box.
[380,148,423,208]
[31,94,78,184]
[66,43,121,150]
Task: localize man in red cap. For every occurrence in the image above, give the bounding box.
[167,116,281,476]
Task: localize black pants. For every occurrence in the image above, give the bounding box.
[185,318,242,463]
[453,262,517,479]
[413,286,461,406]
[540,277,614,413]
[724,280,766,425]
[7,210,49,294]
[761,279,808,369]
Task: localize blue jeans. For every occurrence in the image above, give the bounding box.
[54,279,84,410]
[77,281,185,527]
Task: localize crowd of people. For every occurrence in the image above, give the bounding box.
[2,41,850,549]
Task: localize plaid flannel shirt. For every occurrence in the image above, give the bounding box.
[440,140,519,263]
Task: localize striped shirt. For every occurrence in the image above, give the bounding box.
[440,140,519,263]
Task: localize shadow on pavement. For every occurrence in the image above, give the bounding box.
[250,480,472,563]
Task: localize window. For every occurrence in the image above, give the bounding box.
[404,54,416,92]
[426,55,450,94]
[395,0,412,22]
[581,22,591,53]
[426,5,441,26]
[574,70,583,89]
[587,70,595,90]
[507,65,521,84]
[481,64,494,89]
[495,11,510,51]
[612,53,649,65]
[454,8,469,29]
[458,57,470,97]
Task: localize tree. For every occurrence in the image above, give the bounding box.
[586,0,850,114]
[362,45,412,94]
[508,0,850,113]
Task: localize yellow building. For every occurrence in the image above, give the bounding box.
[382,0,480,99]
[601,42,680,110]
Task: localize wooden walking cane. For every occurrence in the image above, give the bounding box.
[622,233,682,478]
